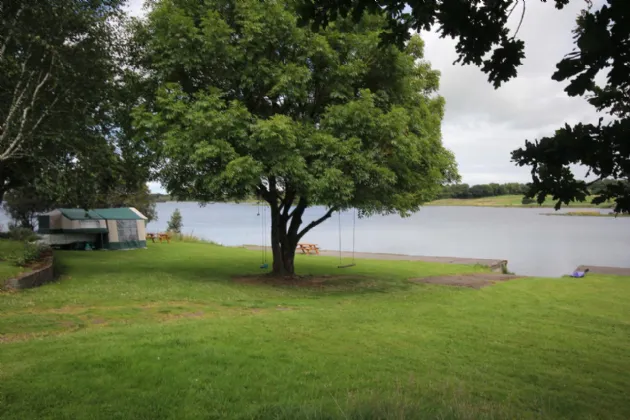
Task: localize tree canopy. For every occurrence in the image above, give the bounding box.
[299,0,571,88]
[0,0,125,202]
[512,1,630,213]
[134,0,457,274]
[0,0,158,219]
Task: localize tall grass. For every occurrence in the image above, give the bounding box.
[166,231,219,244]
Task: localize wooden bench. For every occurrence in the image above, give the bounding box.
[297,243,319,255]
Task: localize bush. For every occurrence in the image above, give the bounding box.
[6,224,39,242]
[521,197,536,205]
[10,242,50,267]
[168,232,218,244]
[167,208,183,233]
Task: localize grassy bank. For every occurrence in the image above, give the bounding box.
[428,194,611,208]
[543,211,629,217]
[1,243,629,419]
[0,239,29,281]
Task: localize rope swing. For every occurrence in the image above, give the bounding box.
[337,208,357,269]
[258,201,268,269]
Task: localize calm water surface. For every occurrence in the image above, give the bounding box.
[2,203,628,277]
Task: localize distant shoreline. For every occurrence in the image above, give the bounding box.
[152,195,612,209]
[542,211,628,218]
[426,195,612,209]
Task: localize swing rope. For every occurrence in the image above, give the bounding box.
[263,205,267,265]
[337,208,357,269]
[338,210,342,265]
[351,208,356,264]
[258,201,268,268]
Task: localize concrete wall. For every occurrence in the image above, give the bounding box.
[3,257,54,290]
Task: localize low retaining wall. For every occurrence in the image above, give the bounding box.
[3,256,55,290]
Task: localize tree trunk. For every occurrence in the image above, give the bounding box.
[266,197,336,277]
[269,204,299,276]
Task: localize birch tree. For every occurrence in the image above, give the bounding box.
[0,0,124,201]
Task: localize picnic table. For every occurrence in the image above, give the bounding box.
[297,243,319,255]
[147,233,171,243]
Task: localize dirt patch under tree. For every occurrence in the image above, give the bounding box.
[409,273,524,289]
[232,274,368,288]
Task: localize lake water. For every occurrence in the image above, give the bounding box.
[2,202,629,277]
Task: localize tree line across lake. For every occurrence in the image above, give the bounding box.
[440,179,627,200]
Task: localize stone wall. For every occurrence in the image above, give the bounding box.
[3,256,55,290]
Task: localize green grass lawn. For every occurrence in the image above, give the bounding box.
[0,239,29,281]
[1,242,629,419]
[428,195,611,208]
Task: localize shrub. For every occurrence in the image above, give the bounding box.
[167,208,183,233]
[521,197,536,205]
[566,211,601,216]
[6,224,39,242]
[10,242,50,267]
[168,232,218,244]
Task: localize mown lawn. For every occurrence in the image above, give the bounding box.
[428,195,611,208]
[1,242,629,419]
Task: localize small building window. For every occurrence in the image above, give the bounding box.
[116,220,138,242]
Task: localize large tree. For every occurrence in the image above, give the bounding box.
[134,0,457,275]
[0,0,124,202]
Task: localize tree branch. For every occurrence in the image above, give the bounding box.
[281,187,296,219]
[288,196,307,238]
[0,57,55,162]
[0,6,23,62]
[0,48,33,139]
[585,177,604,187]
[28,55,55,112]
[29,94,60,137]
[297,206,337,241]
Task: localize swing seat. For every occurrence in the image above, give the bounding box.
[260,263,269,269]
[337,263,356,269]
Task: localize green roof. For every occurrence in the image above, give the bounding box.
[94,208,145,220]
[57,208,145,221]
[59,209,104,220]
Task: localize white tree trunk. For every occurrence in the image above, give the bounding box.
[0,52,56,162]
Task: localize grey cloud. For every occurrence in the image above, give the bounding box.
[422,0,603,183]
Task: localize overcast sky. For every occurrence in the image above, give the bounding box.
[125,0,601,192]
